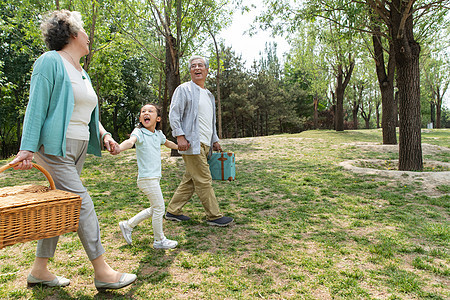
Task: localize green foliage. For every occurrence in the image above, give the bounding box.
[420,50,450,128]
[208,42,307,138]
[0,0,47,158]
[1,0,449,162]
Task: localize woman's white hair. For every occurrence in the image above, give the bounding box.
[40,10,84,39]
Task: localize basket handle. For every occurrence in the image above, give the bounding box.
[0,163,56,190]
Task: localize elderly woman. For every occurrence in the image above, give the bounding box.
[9,10,135,291]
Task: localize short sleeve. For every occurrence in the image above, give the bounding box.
[131,128,143,144]
[157,130,166,145]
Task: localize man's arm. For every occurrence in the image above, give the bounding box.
[176,135,190,151]
[169,86,186,138]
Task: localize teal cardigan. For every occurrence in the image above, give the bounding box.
[20,51,102,157]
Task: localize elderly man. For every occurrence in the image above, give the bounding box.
[165,55,233,227]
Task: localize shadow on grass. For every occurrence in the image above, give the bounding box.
[2,129,449,299]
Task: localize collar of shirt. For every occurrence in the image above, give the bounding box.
[140,127,157,136]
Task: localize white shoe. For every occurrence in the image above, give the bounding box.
[119,221,133,244]
[153,237,178,249]
[27,273,70,287]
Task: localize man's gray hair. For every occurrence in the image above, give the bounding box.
[188,55,209,69]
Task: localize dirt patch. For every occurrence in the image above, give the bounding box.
[343,142,449,156]
[339,143,450,196]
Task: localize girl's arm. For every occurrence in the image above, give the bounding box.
[164,140,178,150]
[119,136,138,152]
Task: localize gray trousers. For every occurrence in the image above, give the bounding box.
[34,139,105,261]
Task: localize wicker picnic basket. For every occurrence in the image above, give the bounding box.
[0,163,82,249]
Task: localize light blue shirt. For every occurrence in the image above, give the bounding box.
[132,128,166,179]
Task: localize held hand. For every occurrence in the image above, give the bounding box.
[213,142,222,152]
[110,142,121,155]
[104,136,121,155]
[177,136,191,151]
[9,150,34,170]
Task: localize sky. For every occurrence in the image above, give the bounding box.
[218,4,291,68]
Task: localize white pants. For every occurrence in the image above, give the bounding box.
[128,178,165,242]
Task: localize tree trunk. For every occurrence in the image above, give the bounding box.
[209,29,222,139]
[376,102,380,128]
[394,91,399,127]
[391,1,423,171]
[352,101,359,129]
[158,66,163,106]
[335,65,344,131]
[256,110,260,136]
[265,111,269,135]
[436,104,441,128]
[372,28,397,144]
[165,35,181,157]
[162,80,168,133]
[334,61,354,131]
[436,94,442,128]
[313,95,319,129]
[430,102,435,125]
[331,92,336,130]
[234,110,238,138]
[360,103,371,129]
[165,35,180,128]
[83,2,97,72]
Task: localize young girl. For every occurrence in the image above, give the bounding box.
[118,104,178,249]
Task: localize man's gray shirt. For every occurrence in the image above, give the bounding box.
[169,81,219,155]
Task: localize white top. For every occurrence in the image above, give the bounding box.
[198,88,213,145]
[61,56,98,141]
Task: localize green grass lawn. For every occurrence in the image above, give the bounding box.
[0,129,449,299]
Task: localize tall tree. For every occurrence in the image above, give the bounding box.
[206,11,232,139]
[348,56,379,129]
[345,0,449,169]
[258,0,449,170]
[208,45,251,138]
[384,0,423,170]
[0,0,47,157]
[350,82,363,129]
[109,0,229,135]
[422,56,449,128]
[370,17,397,144]
[208,29,223,138]
[283,22,330,130]
[359,90,372,129]
[250,43,294,136]
[322,18,355,131]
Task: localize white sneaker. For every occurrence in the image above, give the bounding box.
[153,237,178,249]
[119,221,133,244]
